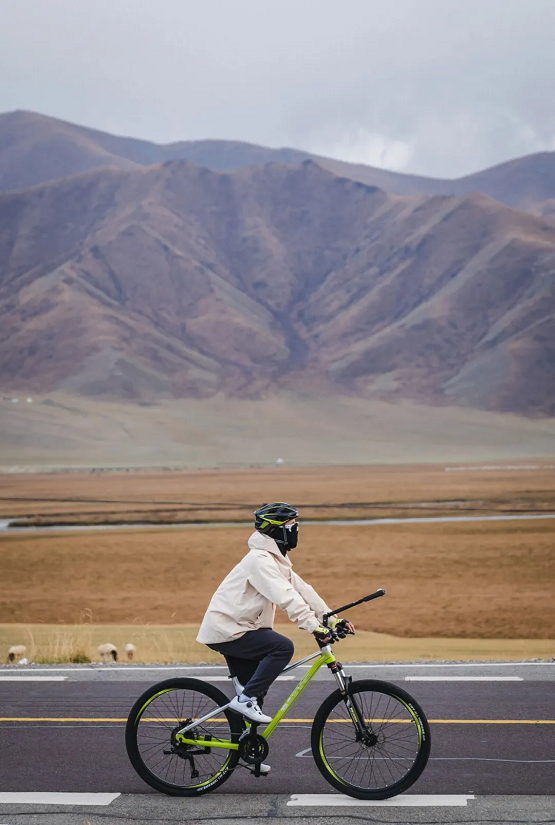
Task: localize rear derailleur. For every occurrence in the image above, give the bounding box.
[164,720,212,780]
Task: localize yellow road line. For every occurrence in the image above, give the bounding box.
[428,719,555,724]
[0,717,554,724]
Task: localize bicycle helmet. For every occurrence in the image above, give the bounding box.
[254,502,299,555]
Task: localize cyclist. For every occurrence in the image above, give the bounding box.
[197,502,355,735]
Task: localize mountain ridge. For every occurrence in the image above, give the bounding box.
[2,110,555,218]
[1,159,554,415]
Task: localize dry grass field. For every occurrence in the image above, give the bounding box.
[1,624,552,665]
[1,465,553,661]
[2,462,555,526]
[1,520,554,638]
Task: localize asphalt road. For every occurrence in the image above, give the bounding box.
[1,663,554,823]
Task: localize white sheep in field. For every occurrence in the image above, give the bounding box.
[7,645,26,663]
[125,643,137,662]
[97,643,118,663]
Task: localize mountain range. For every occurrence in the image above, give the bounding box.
[2,110,555,218]
[1,123,554,416]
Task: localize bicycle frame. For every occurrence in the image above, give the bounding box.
[128,586,432,800]
[173,586,387,750]
[174,644,341,750]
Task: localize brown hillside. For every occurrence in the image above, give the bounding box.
[1,160,554,414]
[0,111,308,192]
[317,152,555,215]
[0,111,139,191]
[450,152,555,211]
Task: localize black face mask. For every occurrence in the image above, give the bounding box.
[275,522,299,556]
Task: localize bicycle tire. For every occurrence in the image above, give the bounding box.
[311,678,430,799]
[126,678,242,796]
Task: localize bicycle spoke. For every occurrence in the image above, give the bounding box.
[134,686,233,788]
[319,686,423,791]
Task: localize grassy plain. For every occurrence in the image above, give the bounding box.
[2,391,555,470]
[1,465,554,662]
[1,624,552,665]
[2,462,555,525]
[1,521,554,637]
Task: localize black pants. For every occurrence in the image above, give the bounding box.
[208,628,294,700]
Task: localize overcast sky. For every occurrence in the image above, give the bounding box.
[2,0,554,178]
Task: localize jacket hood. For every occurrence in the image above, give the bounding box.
[248,530,291,565]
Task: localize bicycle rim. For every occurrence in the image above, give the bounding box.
[312,680,430,799]
[126,679,240,794]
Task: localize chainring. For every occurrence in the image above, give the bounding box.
[238,732,269,765]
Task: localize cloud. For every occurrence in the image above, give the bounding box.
[0,0,554,177]
[309,127,413,172]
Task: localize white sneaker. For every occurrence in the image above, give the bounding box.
[228,695,272,724]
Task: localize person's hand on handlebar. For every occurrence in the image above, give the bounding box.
[313,626,337,646]
[313,617,356,646]
[330,617,356,637]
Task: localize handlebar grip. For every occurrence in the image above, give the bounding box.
[364,588,386,601]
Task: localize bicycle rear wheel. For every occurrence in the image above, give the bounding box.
[311,679,430,799]
[126,678,242,796]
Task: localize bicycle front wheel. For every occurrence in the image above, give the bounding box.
[126,678,242,796]
[311,679,430,799]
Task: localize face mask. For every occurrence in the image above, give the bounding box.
[269,521,299,555]
[284,522,299,550]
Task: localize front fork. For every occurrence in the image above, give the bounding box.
[329,662,366,740]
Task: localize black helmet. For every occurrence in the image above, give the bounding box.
[254,502,299,555]
[254,502,298,531]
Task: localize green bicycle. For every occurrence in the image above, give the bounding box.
[125,589,430,799]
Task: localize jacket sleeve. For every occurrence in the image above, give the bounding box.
[290,570,331,623]
[247,554,321,633]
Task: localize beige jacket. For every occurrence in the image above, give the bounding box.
[196,531,331,645]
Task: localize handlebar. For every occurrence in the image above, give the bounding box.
[322,588,386,627]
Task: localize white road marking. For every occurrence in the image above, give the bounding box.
[0,666,227,672]
[0,793,120,805]
[299,662,555,668]
[405,676,523,681]
[287,793,475,807]
[2,662,554,675]
[0,676,67,682]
